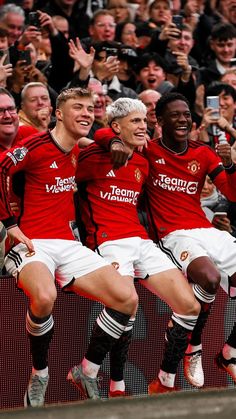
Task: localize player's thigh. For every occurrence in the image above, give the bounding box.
[6,242,57,301]
[140,268,198,315]
[72,266,138,310]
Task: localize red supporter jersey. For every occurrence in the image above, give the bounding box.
[77,143,149,249]
[94,128,236,241]
[0,131,79,240]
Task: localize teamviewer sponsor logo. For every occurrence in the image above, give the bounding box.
[100,185,139,204]
[46,176,75,193]
[153,174,198,194]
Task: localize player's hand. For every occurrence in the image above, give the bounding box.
[215,142,232,167]
[7,226,35,253]
[110,141,129,169]
[212,215,232,233]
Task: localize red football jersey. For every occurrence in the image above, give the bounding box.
[0,131,79,240]
[145,139,236,239]
[94,128,236,240]
[76,143,149,249]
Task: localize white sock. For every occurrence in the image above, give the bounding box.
[32,367,48,378]
[81,358,100,378]
[158,370,175,388]
[110,379,125,392]
[222,343,236,360]
[185,343,202,354]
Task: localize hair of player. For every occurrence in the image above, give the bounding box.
[56,87,94,109]
[106,97,147,124]
[155,92,190,117]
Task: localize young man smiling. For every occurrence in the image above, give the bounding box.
[0,87,137,407]
[79,97,200,396]
[94,92,236,391]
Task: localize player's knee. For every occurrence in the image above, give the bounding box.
[119,289,139,314]
[33,289,57,313]
[191,299,201,316]
[183,297,200,317]
[203,271,221,294]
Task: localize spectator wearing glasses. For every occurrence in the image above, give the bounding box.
[81,10,117,52]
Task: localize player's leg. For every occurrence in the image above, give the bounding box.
[185,256,220,387]
[5,244,57,408]
[140,267,200,394]
[61,244,138,399]
[96,238,138,397]
[216,271,236,382]
[161,230,221,388]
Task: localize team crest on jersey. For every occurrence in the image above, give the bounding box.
[180,251,189,261]
[71,153,77,168]
[7,147,28,165]
[187,160,200,174]
[134,168,142,183]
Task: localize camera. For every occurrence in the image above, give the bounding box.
[28,11,40,28]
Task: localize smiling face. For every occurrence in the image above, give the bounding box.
[219,90,236,122]
[111,110,147,151]
[138,60,166,90]
[88,81,106,120]
[21,86,51,121]
[4,12,24,46]
[139,90,161,128]
[210,38,236,65]
[158,99,192,147]
[56,97,95,139]
[89,14,116,42]
[0,93,19,148]
[168,30,194,55]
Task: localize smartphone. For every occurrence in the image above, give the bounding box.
[206,96,220,119]
[213,211,227,220]
[18,49,31,65]
[0,49,10,65]
[230,58,236,67]
[106,55,116,63]
[28,11,40,28]
[172,15,183,29]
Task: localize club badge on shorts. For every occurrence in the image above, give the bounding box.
[25,251,36,257]
[180,251,189,261]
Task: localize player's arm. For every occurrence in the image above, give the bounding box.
[0,145,34,252]
[207,143,236,201]
[94,127,129,169]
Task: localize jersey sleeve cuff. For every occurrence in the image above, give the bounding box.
[110,138,124,148]
[2,216,17,229]
[223,162,236,173]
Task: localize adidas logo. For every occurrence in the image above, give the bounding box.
[106,170,116,177]
[155,158,165,164]
[50,161,58,169]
